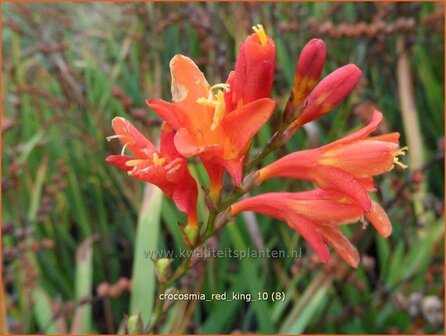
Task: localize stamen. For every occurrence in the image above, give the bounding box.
[210,83,230,93]
[125,159,144,167]
[394,146,409,157]
[393,158,408,169]
[360,216,368,230]
[392,146,409,170]
[152,153,166,166]
[196,83,229,131]
[252,24,267,46]
[196,97,217,107]
[121,142,129,156]
[210,90,226,131]
[106,134,123,142]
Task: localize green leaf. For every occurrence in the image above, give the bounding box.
[32,288,58,334]
[71,236,97,333]
[129,185,163,323]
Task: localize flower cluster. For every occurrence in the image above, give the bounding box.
[106,25,406,267]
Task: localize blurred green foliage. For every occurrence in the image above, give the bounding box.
[2,2,444,334]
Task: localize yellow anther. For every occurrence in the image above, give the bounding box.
[125,159,144,167]
[393,157,408,169]
[196,83,229,131]
[395,146,409,157]
[210,90,226,131]
[252,24,267,46]
[391,146,409,170]
[152,153,166,166]
[196,97,217,107]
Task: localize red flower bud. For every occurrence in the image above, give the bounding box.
[296,64,361,126]
[292,38,326,107]
[226,25,276,111]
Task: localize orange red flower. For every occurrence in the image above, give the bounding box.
[225,24,276,111]
[259,110,407,212]
[106,25,405,269]
[147,25,276,198]
[106,118,198,227]
[230,189,392,267]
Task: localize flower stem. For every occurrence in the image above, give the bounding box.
[144,283,167,333]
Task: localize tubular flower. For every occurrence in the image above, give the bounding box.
[230,189,392,267]
[224,24,276,112]
[291,38,326,109]
[283,38,326,123]
[285,62,361,135]
[259,110,408,212]
[147,26,276,197]
[106,118,198,227]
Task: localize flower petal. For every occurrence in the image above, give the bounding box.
[201,158,225,197]
[131,165,170,194]
[323,110,383,149]
[220,157,244,186]
[318,226,360,268]
[111,117,157,157]
[173,186,198,225]
[170,54,210,103]
[106,155,133,172]
[365,201,392,237]
[312,166,372,212]
[294,198,363,226]
[160,122,180,160]
[169,55,213,130]
[223,98,276,152]
[230,193,289,221]
[146,99,183,131]
[287,213,331,263]
[369,132,400,143]
[320,140,399,177]
[174,128,204,157]
[357,177,376,191]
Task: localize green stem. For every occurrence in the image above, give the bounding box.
[203,209,217,240]
[144,283,167,333]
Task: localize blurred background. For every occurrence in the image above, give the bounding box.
[2,2,444,334]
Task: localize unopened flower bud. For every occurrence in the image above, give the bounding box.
[292,39,326,107]
[127,313,144,334]
[155,258,173,283]
[295,64,362,127]
[284,39,326,123]
[183,224,199,246]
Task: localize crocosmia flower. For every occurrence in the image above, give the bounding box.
[225,24,276,111]
[230,189,392,267]
[259,110,407,212]
[106,118,198,227]
[291,38,326,109]
[147,25,276,198]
